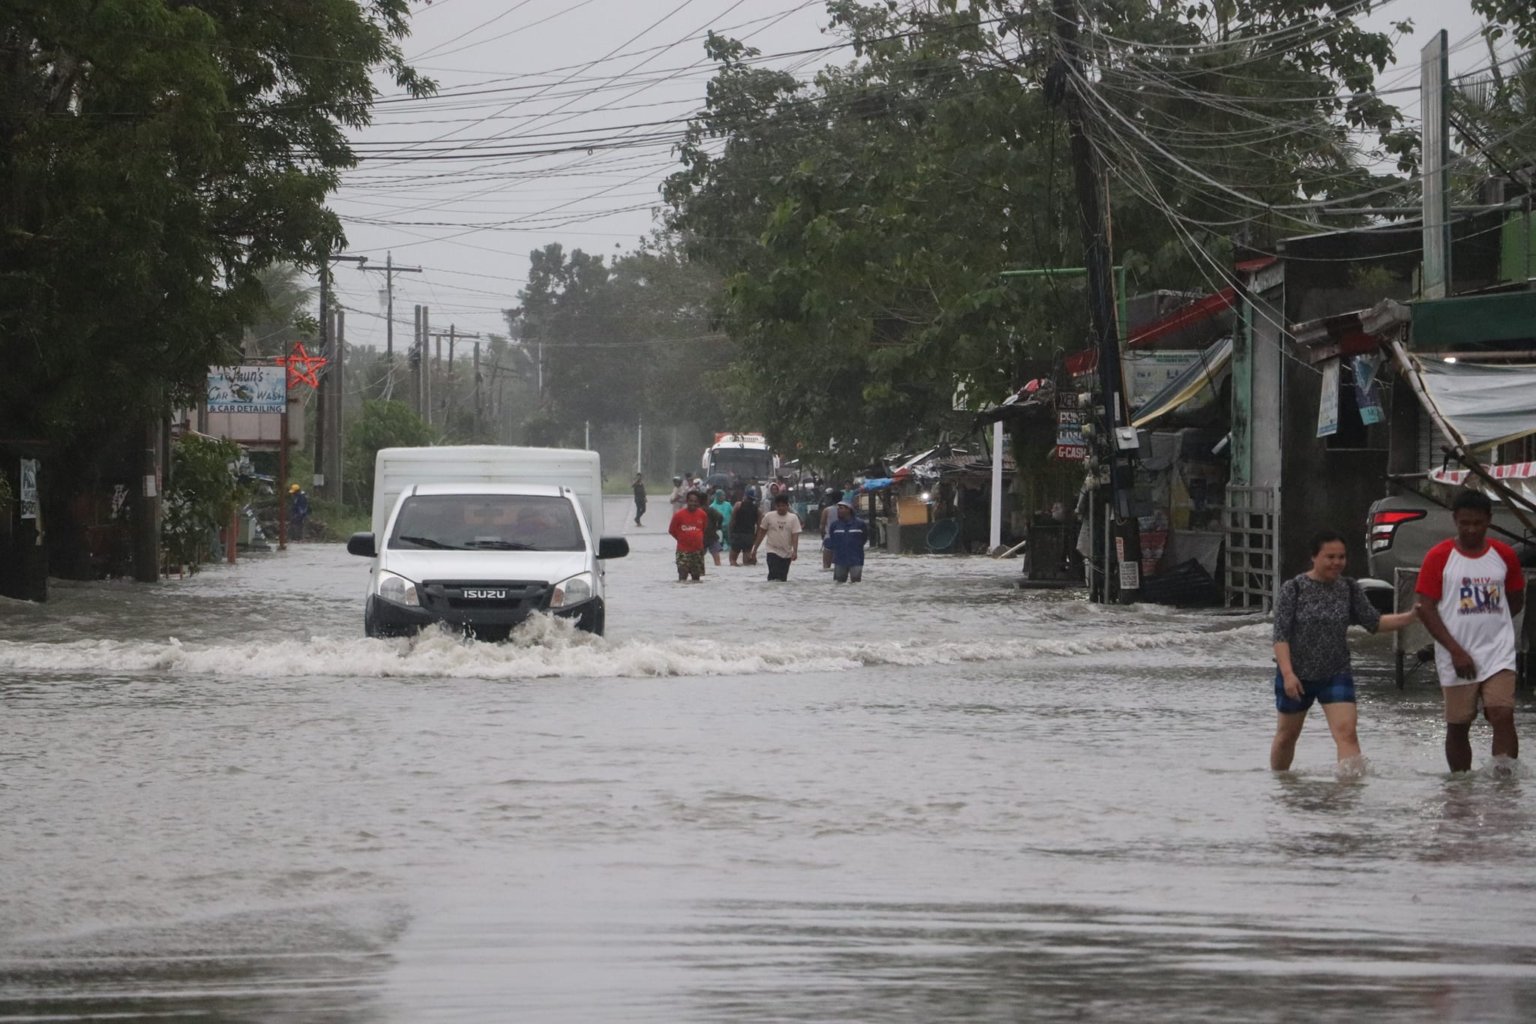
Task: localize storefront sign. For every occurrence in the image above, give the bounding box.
[1125,351,1203,411]
[1056,390,1088,461]
[208,366,287,414]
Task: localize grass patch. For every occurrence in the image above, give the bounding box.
[310,500,371,541]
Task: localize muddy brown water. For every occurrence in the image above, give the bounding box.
[2,497,1533,1021]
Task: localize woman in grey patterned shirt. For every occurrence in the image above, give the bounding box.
[1270,530,1416,771]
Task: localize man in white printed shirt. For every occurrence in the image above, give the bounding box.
[1415,490,1527,773]
[751,492,802,582]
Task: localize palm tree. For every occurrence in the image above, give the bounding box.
[243,264,317,358]
[1452,39,1536,197]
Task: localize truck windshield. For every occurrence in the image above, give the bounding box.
[710,450,774,480]
[388,494,584,552]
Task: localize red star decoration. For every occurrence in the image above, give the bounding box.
[275,341,328,389]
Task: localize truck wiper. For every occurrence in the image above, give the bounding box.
[463,540,535,550]
[396,535,461,550]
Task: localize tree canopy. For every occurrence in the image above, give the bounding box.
[504,240,728,444]
[662,0,1425,470]
[0,0,430,457]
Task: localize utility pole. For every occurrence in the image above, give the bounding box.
[315,253,366,503]
[473,341,482,439]
[411,305,423,417]
[358,252,420,401]
[421,304,431,424]
[1049,0,1139,603]
[429,324,481,433]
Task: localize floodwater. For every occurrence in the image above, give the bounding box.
[2,496,1534,1022]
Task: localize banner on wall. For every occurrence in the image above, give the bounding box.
[1353,354,1384,426]
[19,459,38,520]
[1317,359,1340,438]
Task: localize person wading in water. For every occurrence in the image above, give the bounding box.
[730,487,760,567]
[1270,530,1416,771]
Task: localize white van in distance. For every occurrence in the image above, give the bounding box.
[346,446,628,640]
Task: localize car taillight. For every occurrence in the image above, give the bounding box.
[1369,510,1427,552]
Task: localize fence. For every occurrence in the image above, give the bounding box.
[1225,485,1279,611]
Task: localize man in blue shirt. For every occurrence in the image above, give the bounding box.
[289,484,310,542]
[824,500,868,583]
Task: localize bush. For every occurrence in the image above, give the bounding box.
[344,400,435,511]
[163,434,247,572]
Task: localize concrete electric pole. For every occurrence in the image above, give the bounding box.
[1049,0,1140,604]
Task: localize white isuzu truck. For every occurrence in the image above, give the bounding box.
[346,446,628,640]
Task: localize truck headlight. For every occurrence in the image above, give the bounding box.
[376,570,421,607]
[551,572,593,607]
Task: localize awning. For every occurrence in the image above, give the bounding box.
[1130,336,1234,428]
[1402,356,1536,450]
[1431,463,1536,506]
[1127,288,1237,350]
[1411,291,1536,348]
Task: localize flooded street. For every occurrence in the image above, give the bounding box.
[3,496,1534,1022]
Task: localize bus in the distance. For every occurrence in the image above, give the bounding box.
[702,432,778,487]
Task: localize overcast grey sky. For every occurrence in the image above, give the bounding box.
[321,0,1495,349]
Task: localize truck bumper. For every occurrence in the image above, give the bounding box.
[367,594,604,640]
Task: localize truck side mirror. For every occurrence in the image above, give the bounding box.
[597,536,629,560]
[347,532,377,558]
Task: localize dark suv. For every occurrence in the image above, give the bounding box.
[1365,494,1534,586]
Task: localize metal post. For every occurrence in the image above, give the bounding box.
[1086,485,1095,594]
[315,252,328,497]
[989,420,1004,551]
[473,341,482,439]
[1103,492,1112,603]
[636,417,643,475]
[335,310,346,502]
[278,402,289,551]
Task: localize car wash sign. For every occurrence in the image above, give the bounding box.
[207,366,287,413]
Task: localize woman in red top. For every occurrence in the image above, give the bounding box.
[668,490,708,582]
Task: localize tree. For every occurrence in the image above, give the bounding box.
[1475,0,1536,52]
[507,243,625,435]
[344,399,434,511]
[0,0,430,461]
[162,433,246,571]
[243,264,318,359]
[1453,42,1536,199]
[665,19,1096,471]
[504,239,729,442]
[663,1,1420,470]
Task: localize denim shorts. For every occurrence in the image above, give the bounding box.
[1274,670,1356,714]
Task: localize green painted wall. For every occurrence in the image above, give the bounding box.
[1503,211,1534,286]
